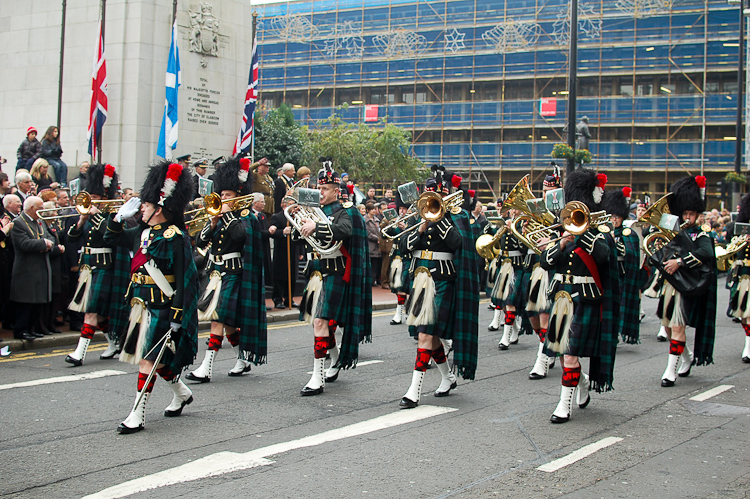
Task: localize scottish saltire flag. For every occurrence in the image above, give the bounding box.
[87,20,108,158]
[158,21,181,159]
[233,32,259,155]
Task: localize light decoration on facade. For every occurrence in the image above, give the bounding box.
[271,13,318,42]
[444,28,466,53]
[615,0,674,19]
[323,21,365,59]
[552,2,601,46]
[482,19,541,53]
[373,29,427,58]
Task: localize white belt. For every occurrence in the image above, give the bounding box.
[553,274,596,285]
[84,247,112,255]
[415,250,454,261]
[307,249,344,260]
[211,252,242,264]
[503,250,523,257]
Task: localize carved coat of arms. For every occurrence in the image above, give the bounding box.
[189,2,220,56]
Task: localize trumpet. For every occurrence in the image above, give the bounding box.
[284,203,343,256]
[37,192,124,220]
[185,192,257,234]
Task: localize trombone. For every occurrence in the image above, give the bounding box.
[185,192,257,232]
[37,192,124,220]
[381,190,465,240]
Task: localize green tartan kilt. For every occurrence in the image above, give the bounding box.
[317,273,348,325]
[389,256,412,295]
[85,267,114,316]
[619,270,642,344]
[141,307,173,363]
[729,265,750,317]
[408,279,455,338]
[519,268,536,317]
[215,273,241,327]
[491,266,525,309]
[543,292,602,359]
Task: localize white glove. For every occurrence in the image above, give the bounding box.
[170,322,181,333]
[115,197,142,222]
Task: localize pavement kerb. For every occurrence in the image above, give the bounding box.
[1,301,398,353]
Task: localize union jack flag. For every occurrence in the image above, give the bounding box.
[87,20,108,159]
[233,32,259,156]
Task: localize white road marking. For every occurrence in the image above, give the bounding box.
[0,370,127,391]
[537,436,623,473]
[307,359,383,374]
[689,384,735,402]
[83,405,457,499]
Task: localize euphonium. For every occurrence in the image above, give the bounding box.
[510,215,548,255]
[503,175,556,225]
[716,234,749,271]
[284,203,343,256]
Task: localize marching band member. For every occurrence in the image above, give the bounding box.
[296,161,372,396]
[730,193,750,363]
[65,163,128,366]
[602,187,645,345]
[400,173,479,408]
[385,190,415,325]
[493,207,526,350]
[188,156,267,382]
[656,175,717,386]
[526,172,561,379]
[541,169,619,423]
[104,160,199,434]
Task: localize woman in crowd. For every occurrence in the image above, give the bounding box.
[30,159,59,193]
[40,126,67,186]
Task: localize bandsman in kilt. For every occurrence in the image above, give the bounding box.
[729,193,750,363]
[602,187,646,345]
[540,169,619,423]
[65,163,129,366]
[103,160,199,434]
[655,175,717,387]
[524,172,562,380]
[187,156,268,382]
[295,161,372,396]
[384,189,416,325]
[491,207,527,350]
[399,172,480,409]
[636,198,670,341]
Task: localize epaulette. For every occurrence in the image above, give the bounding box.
[164,225,183,239]
[701,223,711,232]
[342,201,353,209]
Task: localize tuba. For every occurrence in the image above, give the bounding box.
[502,175,556,225]
[635,194,679,257]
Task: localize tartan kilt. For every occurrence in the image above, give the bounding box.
[729,265,750,317]
[85,267,113,316]
[215,273,241,327]
[492,265,525,309]
[389,256,412,295]
[142,307,173,363]
[317,273,348,324]
[408,278,455,338]
[619,271,642,344]
[519,267,536,317]
[543,292,601,359]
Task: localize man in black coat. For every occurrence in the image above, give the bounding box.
[252,193,273,301]
[1,193,21,331]
[10,196,64,340]
[269,196,299,309]
[273,163,296,213]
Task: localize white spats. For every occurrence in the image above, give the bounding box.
[677,346,694,377]
[117,391,149,434]
[325,343,340,382]
[186,349,216,383]
[390,304,403,325]
[228,345,252,377]
[498,324,512,350]
[657,325,668,342]
[529,342,549,380]
[164,380,193,417]
[577,372,590,408]
[550,385,576,423]
[661,353,680,387]
[65,337,92,366]
[400,370,425,408]
[488,307,501,331]
[743,335,750,363]
[301,357,325,395]
[434,361,456,397]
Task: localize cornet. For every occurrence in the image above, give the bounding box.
[37,192,124,220]
[185,192,257,233]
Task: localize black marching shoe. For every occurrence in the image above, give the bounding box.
[324,371,339,383]
[14,331,37,341]
[300,385,324,396]
[65,355,83,367]
[399,397,418,409]
[116,422,144,434]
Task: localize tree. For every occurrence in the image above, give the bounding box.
[305,108,427,187]
[254,104,310,171]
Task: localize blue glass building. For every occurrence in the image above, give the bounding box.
[254,0,744,203]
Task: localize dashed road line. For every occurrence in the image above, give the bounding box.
[537,436,623,473]
[689,384,735,402]
[0,370,127,390]
[82,404,458,499]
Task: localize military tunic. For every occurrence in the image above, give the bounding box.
[252,170,275,216]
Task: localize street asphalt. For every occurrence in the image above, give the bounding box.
[1,286,748,499]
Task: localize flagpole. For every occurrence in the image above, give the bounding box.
[97,0,106,163]
[172,0,177,24]
[57,0,67,129]
[250,11,257,163]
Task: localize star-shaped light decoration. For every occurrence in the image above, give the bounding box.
[482,19,541,53]
[444,28,466,54]
[615,0,674,19]
[552,2,602,46]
